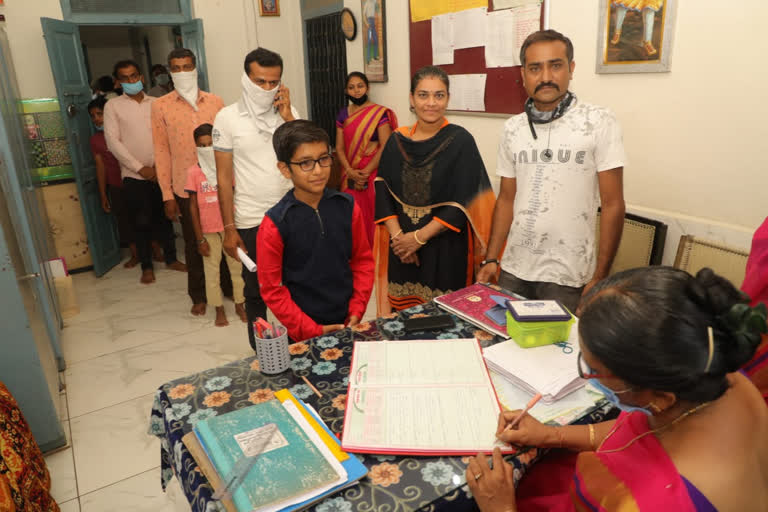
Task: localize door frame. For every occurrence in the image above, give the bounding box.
[60,0,193,25]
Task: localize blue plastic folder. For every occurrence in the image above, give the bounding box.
[280,398,368,512]
[191,390,367,512]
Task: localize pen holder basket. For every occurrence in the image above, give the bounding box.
[254,324,291,374]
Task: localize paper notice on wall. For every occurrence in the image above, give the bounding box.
[453,7,487,49]
[485,9,518,67]
[431,13,455,65]
[493,0,541,10]
[410,0,488,23]
[513,5,542,50]
[447,74,487,111]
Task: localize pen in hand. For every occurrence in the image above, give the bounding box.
[505,393,543,432]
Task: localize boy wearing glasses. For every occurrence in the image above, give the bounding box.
[257,120,375,342]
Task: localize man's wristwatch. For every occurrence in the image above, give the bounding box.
[480,259,499,267]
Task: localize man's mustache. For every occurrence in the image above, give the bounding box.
[535,82,559,92]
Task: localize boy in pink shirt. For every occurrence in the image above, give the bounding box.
[185,124,246,326]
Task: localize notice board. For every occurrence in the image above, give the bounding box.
[408,1,547,115]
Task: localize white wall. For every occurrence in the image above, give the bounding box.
[0,0,61,98]
[342,0,766,259]
[190,0,307,116]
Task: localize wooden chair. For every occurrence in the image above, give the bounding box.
[597,211,667,274]
[673,235,749,286]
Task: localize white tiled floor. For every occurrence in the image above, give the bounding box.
[46,253,378,511]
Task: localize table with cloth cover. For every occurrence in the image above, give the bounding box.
[149,302,614,512]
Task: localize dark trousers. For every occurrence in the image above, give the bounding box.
[107,185,135,248]
[498,269,584,314]
[122,178,176,270]
[176,194,233,304]
[239,226,266,350]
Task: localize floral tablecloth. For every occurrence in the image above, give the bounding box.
[149,302,614,512]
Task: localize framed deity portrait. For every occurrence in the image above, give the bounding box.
[362,0,387,82]
[596,0,677,73]
[258,0,280,17]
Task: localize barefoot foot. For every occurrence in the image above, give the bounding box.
[235,302,247,323]
[215,306,229,326]
[191,302,207,316]
[166,260,188,272]
[140,269,155,284]
[124,256,140,268]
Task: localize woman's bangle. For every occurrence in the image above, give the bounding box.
[391,229,403,240]
[555,427,565,449]
[223,223,235,229]
[588,424,596,451]
[413,229,427,245]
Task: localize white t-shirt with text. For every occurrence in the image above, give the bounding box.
[496,100,626,287]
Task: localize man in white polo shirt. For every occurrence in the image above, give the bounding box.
[214,47,299,349]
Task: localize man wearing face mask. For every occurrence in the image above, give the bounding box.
[152,48,229,316]
[478,30,626,313]
[213,47,299,350]
[104,59,185,284]
[147,64,173,97]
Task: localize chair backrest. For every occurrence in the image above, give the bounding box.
[596,211,667,274]
[673,235,749,286]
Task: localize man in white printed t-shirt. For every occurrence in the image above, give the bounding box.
[478,30,626,313]
[213,47,299,350]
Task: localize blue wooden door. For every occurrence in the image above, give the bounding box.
[181,19,210,92]
[41,18,120,277]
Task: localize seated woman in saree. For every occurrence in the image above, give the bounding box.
[742,216,768,404]
[466,266,768,512]
[335,71,397,247]
[373,66,494,313]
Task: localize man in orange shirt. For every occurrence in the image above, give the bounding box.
[152,48,231,315]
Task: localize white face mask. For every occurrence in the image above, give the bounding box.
[240,72,281,132]
[171,69,199,111]
[197,146,217,186]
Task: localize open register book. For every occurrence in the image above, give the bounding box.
[341,338,513,455]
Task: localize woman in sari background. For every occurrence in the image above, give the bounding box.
[467,267,768,512]
[373,66,495,314]
[335,72,397,247]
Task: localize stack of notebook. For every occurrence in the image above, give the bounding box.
[434,283,521,338]
[482,320,585,404]
[183,389,367,512]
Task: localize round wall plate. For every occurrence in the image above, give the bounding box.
[341,8,357,41]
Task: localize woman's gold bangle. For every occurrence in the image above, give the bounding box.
[391,229,402,240]
[588,424,596,451]
[414,229,427,245]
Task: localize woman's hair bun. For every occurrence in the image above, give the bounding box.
[691,268,767,372]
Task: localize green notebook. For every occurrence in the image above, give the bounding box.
[194,399,339,511]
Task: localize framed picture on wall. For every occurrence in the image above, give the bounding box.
[362,0,387,82]
[596,0,677,73]
[258,0,280,17]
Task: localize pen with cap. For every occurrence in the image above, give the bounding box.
[504,393,543,432]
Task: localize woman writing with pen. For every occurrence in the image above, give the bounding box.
[467,266,768,512]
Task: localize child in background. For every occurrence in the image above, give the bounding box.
[88,96,139,267]
[185,124,247,326]
[257,120,374,342]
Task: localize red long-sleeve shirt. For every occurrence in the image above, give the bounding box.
[257,195,374,342]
